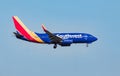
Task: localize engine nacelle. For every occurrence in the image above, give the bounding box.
[59,40,73,46]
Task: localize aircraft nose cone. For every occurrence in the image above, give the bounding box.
[93,37,98,41]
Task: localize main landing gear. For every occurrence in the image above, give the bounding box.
[53,44,57,49]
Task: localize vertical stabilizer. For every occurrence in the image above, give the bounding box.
[12,16,44,43]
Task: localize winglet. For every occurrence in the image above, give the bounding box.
[42,24,47,32]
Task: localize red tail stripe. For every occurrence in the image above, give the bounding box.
[13,17,36,42]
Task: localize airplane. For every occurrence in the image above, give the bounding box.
[12,16,98,49]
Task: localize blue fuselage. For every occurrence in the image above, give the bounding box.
[35,32,97,44]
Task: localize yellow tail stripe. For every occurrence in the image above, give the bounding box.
[14,16,44,43]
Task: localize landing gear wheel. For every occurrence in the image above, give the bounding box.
[53,44,57,49]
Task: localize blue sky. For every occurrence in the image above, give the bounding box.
[0,0,120,76]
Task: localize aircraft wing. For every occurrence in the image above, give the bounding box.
[42,24,62,43]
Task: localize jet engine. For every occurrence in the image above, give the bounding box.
[59,40,73,46]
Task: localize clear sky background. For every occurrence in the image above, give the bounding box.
[0,0,120,76]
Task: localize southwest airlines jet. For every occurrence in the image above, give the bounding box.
[12,16,97,49]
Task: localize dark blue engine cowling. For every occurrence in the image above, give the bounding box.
[59,40,73,46]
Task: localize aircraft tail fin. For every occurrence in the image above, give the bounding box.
[12,16,44,42]
[12,16,33,40]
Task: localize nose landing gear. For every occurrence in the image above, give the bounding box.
[53,44,57,49]
[86,43,88,47]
